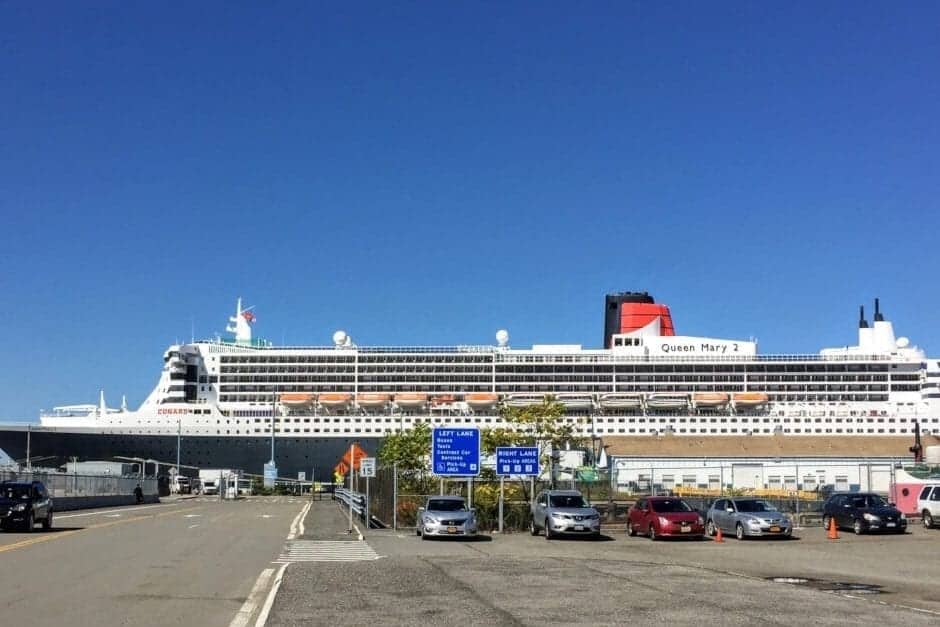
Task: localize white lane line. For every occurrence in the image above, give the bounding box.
[254,562,288,627]
[298,502,310,537]
[104,514,122,518]
[352,521,363,541]
[228,568,274,627]
[188,524,200,529]
[55,503,181,519]
[286,502,311,540]
[184,514,202,518]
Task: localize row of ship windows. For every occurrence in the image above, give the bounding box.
[216,393,895,403]
[119,426,925,436]
[216,364,908,375]
[217,356,901,372]
[216,368,912,379]
[217,370,908,384]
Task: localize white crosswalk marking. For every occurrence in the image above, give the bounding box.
[276,540,380,563]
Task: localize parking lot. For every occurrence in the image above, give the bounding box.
[268,504,940,626]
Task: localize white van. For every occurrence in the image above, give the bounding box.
[917,484,940,528]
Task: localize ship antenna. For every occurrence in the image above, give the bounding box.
[874,297,884,322]
[858,305,868,328]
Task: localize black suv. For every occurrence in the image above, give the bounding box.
[0,481,54,532]
[822,492,906,535]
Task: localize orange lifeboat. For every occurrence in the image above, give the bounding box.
[692,392,730,408]
[395,393,428,408]
[279,393,315,407]
[732,392,769,407]
[318,393,353,408]
[356,393,390,408]
[430,395,457,407]
[465,393,499,408]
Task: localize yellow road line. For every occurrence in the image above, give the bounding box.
[0,505,203,554]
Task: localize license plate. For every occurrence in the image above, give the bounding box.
[887,522,896,528]
[769,526,781,532]
[680,525,691,533]
[447,526,457,534]
[574,525,584,531]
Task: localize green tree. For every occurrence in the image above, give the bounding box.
[491,395,586,497]
[377,421,431,471]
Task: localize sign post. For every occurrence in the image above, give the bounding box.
[360,457,376,526]
[495,447,541,534]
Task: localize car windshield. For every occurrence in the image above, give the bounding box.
[1,485,31,499]
[550,495,588,508]
[651,499,693,513]
[851,494,888,508]
[427,499,466,511]
[734,500,776,513]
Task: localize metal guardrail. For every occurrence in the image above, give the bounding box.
[335,487,367,522]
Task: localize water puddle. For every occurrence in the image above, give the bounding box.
[767,576,885,595]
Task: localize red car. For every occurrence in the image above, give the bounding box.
[627,496,705,540]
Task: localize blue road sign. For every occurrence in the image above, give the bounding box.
[263,462,277,488]
[432,427,481,476]
[496,447,540,476]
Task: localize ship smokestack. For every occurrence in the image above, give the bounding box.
[874,297,884,322]
[858,305,868,329]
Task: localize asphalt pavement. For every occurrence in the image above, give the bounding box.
[267,508,940,626]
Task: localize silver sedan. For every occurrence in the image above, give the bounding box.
[417,496,478,539]
[705,498,793,540]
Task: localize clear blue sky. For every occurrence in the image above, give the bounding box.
[2,3,938,420]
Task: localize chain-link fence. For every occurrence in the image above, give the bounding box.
[1,469,158,498]
[363,460,895,531]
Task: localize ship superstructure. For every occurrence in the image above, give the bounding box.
[3,293,937,477]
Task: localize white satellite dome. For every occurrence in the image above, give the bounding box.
[332,330,347,345]
[496,329,509,346]
[896,337,910,348]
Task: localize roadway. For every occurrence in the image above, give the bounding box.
[0,495,308,626]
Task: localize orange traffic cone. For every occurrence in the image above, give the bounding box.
[827,516,839,540]
[714,526,724,543]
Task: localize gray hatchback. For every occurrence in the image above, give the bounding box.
[530,489,601,539]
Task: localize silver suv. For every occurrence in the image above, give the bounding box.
[917,484,940,528]
[530,489,601,539]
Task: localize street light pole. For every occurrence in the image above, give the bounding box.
[176,417,181,474]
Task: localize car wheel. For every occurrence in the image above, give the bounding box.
[420,531,428,541]
[923,511,934,529]
[649,525,657,541]
[735,523,745,541]
[628,523,637,537]
[25,512,34,533]
[42,511,53,530]
[705,520,716,537]
[530,519,539,536]
[416,526,421,536]
[822,514,832,531]
[591,531,601,540]
[853,519,864,535]
[544,520,553,540]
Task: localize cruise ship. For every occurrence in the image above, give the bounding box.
[1,293,938,480]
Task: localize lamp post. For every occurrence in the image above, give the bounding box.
[176,417,181,475]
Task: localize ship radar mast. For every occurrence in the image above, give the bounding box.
[226,297,255,344]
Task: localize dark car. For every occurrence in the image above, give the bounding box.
[627,496,705,540]
[822,492,907,535]
[0,481,54,532]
